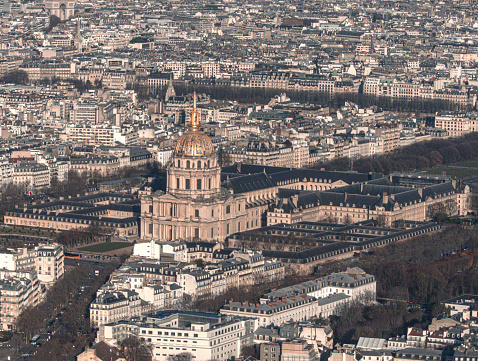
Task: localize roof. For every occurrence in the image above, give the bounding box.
[356,337,386,350]
[89,341,125,361]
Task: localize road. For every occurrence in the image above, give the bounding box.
[1,259,110,360]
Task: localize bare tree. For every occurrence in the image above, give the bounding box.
[444,199,458,218]
[119,336,153,361]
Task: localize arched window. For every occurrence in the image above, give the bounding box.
[226,205,231,214]
[197,161,201,169]
[186,160,190,169]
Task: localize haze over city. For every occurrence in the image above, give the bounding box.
[0,0,477,360]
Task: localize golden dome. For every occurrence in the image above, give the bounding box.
[174,92,215,157]
[174,130,215,156]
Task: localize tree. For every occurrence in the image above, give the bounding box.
[0,70,29,85]
[427,202,448,222]
[119,336,152,361]
[444,199,458,218]
[241,345,257,358]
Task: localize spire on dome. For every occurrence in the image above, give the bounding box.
[189,91,200,131]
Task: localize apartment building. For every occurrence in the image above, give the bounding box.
[0,273,40,331]
[19,62,74,82]
[434,112,478,137]
[0,159,13,187]
[70,155,120,177]
[100,311,256,361]
[13,161,50,192]
[221,268,374,326]
[90,290,142,327]
[0,247,36,272]
[35,243,64,286]
[374,125,401,153]
[220,295,319,327]
[176,252,284,299]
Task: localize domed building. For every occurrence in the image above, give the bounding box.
[140,94,248,241]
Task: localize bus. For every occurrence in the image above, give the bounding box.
[64,252,81,260]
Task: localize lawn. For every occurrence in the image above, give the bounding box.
[454,160,478,168]
[78,242,132,253]
[423,167,478,179]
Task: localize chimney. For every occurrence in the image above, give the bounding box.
[382,192,388,204]
[291,194,299,208]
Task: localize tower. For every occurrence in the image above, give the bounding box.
[165,73,176,102]
[74,19,82,52]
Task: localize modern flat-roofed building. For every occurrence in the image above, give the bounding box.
[99,311,256,361]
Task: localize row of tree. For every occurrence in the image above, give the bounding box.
[360,226,478,303]
[56,222,115,248]
[317,132,478,174]
[141,81,466,113]
[28,261,121,361]
[16,265,90,341]
[329,225,478,343]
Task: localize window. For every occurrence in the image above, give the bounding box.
[186,160,190,169]
[176,178,180,189]
[149,205,153,213]
[211,228,214,238]
[238,222,241,231]
[185,179,190,189]
[238,204,241,211]
[197,161,201,169]
[207,160,210,168]
[226,223,229,234]
[212,209,214,217]
[194,334,198,338]
[148,224,153,234]
[177,160,180,167]
[197,179,202,190]
[226,205,230,214]
[195,228,199,238]
[195,210,199,218]
[208,178,211,189]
